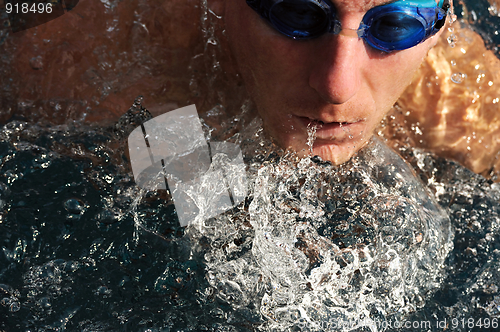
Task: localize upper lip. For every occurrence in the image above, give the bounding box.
[297,116,363,124]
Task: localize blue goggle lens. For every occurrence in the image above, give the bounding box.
[370,12,425,43]
[270,1,329,38]
[365,10,428,50]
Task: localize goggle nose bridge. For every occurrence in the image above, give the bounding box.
[326,10,373,39]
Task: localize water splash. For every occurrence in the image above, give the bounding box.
[190,124,453,331]
[306,122,320,155]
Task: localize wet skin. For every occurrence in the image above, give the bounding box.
[210,0,445,164]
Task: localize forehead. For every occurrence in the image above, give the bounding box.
[334,0,440,12]
[333,0,395,12]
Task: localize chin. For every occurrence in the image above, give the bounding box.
[284,139,367,165]
[312,143,361,165]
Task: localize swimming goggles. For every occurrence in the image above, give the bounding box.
[246,0,450,52]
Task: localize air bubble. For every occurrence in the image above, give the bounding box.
[451,73,467,84]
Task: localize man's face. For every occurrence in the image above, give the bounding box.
[220,0,444,164]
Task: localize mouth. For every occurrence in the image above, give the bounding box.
[296,116,364,141]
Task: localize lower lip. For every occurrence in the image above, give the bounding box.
[297,117,362,140]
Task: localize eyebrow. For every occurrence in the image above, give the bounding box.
[341,0,400,13]
[374,0,400,9]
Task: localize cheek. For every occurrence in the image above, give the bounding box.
[225,14,268,99]
[369,48,429,111]
[224,3,307,96]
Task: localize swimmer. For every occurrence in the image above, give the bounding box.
[208,0,450,164]
[2,3,499,331]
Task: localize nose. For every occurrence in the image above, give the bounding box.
[308,34,365,105]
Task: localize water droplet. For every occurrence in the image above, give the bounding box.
[207,37,217,45]
[64,198,86,215]
[9,301,20,312]
[97,285,112,295]
[488,5,499,16]
[451,60,456,66]
[447,34,457,47]
[449,12,457,24]
[29,56,43,70]
[470,10,477,22]
[451,73,467,84]
[134,95,144,106]
[40,297,51,308]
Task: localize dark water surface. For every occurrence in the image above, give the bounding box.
[0,122,240,331]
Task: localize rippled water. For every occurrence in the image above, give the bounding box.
[455,0,500,55]
[0,113,499,331]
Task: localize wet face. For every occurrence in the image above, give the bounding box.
[212,0,444,164]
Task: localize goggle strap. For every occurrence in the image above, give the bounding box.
[434,0,450,30]
[330,19,341,35]
[337,28,363,39]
